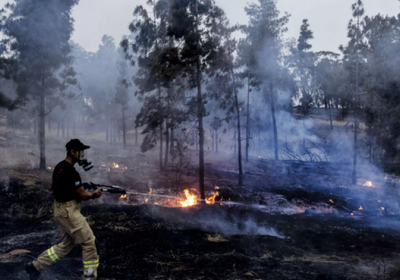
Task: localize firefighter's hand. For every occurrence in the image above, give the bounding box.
[92,188,102,199]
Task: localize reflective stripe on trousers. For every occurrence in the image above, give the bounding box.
[47,246,60,263]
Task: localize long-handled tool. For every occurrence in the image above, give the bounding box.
[90,183,127,194]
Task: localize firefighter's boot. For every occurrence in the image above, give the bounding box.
[25,262,40,280]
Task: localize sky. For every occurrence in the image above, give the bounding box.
[1,0,399,53]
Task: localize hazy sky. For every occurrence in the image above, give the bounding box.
[1,0,400,53]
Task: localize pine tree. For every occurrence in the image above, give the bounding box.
[0,0,78,169]
[340,0,365,184]
[241,0,290,161]
[167,0,228,199]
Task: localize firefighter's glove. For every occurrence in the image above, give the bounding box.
[92,188,102,199]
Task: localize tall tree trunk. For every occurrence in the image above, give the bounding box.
[159,124,163,171]
[234,129,237,155]
[195,0,205,201]
[232,70,243,185]
[72,117,76,136]
[135,127,138,146]
[352,4,362,185]
[328,98,333,130]
[246,72,250,162]
[352,122,358,184]
[164,119,169,168]
[269,82,279,160]
[212,129,214,151]
[122,108,126,149]
[170,127,174,155]
[39,93,46,169]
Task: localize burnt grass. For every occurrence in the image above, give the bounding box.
[1,154,400,279]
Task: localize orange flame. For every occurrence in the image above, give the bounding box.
[47,167,52,170]
[179,189,198,207]
[329,199,334,204]
[205,192,219,205]
[359,206,363,211]
[119,194,127,199]
[381,207,385,210]
[112,163,120,169]
[351,213,354,216]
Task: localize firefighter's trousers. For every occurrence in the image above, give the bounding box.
[33,200,99,280]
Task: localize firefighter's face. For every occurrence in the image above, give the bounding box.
[70,149,79,162]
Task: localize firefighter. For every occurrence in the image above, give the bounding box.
[25,139,102,280]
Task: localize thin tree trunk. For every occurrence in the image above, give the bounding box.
[122,108,126,149]
[195,0,205,201]
[170,127,174,155]
[328,98,333,130]
[234,129,237,155]
[39,93,46,169]
[352,12,361,185]
[352,122,358,184]
[160,124,163,171]
[135,127,138,146]
[269,82,279,160]
[57,120,60,137]
[246,72,250,162]
[212,129,214,151]
[164,119,169,168]
[232,70,243,185]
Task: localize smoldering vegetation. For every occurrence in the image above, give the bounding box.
[1,0,400,279]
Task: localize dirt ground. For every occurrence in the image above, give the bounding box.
[1,128,400,279]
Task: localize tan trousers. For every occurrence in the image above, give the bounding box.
[33,200,99,280]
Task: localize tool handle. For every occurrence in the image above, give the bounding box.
[90,183,127,194]
[102,188,127,194]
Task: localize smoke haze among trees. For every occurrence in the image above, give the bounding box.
[1,0,400,192]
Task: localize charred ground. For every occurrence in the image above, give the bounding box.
[1,132,400,279]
